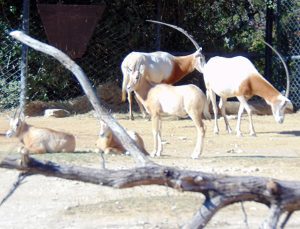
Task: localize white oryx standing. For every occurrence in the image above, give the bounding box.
[121,30,205,120]
[148,20,291,136]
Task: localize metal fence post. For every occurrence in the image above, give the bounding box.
[20,0,30,112]
[265,0,274,81]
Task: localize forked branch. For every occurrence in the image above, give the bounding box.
[1,155,300,228]
[5,31,300,228]
[9,30,152,167]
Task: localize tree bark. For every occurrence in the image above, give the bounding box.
[1,154,300,228]
[9,30,152,167]
[6,30,300,228]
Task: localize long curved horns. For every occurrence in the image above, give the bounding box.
[12,106,22,119]
[146,20,201,50]
[263,40,290,98]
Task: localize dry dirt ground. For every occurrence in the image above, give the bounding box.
[0,111,300,229]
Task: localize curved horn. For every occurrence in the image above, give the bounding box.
[146,20,201,50]
[263,40,290,98]
[13,106,20,119]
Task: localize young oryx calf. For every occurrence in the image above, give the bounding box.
[6,111,76,154]
[126,65,210,159]
[96,120,148,155]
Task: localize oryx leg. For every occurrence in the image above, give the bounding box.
[189,110,205,159]
[128,91,134,120]
[219,97,232,134]
[237,96,256,136]
[209,90,219,134]
[236,102,245,136]
[151,115,162,157]
[134,93,149,120]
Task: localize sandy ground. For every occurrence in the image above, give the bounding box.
[0,111,300,228]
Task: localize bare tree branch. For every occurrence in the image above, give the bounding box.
[260,204,282,229]
[9,30,152,167]
[1,155,300,228]
[5,31,300,228]
[0,172,30,207]
[280,211,293,229]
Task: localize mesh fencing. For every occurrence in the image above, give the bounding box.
[277,0,300,108]
[0,32,22,109]
[1,1,300,112]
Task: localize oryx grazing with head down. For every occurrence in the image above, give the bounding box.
[126,64,211,159]
[6,109,76,154]
[148,20,291,137]
[121,26,205,120]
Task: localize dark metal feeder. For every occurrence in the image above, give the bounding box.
[37,3,106,59]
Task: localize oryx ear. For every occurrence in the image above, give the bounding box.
[6,115,11,121]
[139,64,145,75]
[282,97,293,110]
[20,112,25,121]
[195,47,203,57]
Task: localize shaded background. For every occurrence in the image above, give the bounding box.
[0,0,299,110]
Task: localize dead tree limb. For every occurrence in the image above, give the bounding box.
[0,172,30,207]
[6,31,300,228]
[9,30,152,167]
[1,155,300,228]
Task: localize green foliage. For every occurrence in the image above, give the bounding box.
[1,0,294,106]
[0,78,20,109]
[0,2,22,109]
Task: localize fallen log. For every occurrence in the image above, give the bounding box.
[1,154,300,228]
[5,30,300,228]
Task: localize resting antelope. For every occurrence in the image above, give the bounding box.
[149,20,291,136]
[96,120,148,155]
[6,110,76,154]
[126,66,210,159]
[121,36,205,120]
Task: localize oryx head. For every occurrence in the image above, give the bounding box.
[121,53,145,102]
[6,108,25,138]
[146,20,206,73]
[126,58,145,93]
[194,48,206,73]
[271,95,291,124]
[99,120,111,138]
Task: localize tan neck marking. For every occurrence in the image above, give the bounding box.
[237,73,280,103]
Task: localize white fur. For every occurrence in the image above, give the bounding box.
[121,49,203,120]
[203,56,291,136]
[204,56,259,97]
[127,74,210,159]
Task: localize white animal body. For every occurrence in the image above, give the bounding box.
[204,56,291,136]
[148,20,291,137]
[121,49,205,120]
[96,120,148,155]
[126,73,210,159]
[6,113,76,154]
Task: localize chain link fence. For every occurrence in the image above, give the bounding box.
[1,0,299,112]
[0,28,22,109]
[277,0,300,108]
